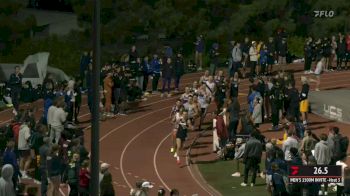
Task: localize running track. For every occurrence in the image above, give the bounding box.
[1,64,350,195]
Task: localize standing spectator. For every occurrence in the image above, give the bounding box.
[174,51,185,93]
[314,133,332,196]
[227,98,240,141]
[50,99,67,144]
[74,78,82,123]
[251,97,262,128]
[47,97,59,135]
[0,164,16,196]
[18,118,31,179]
[231,138,246,177]
[241,37,251,78]
[47,144,62,196]
[79,51,90,89]
[300,130,317,154]
[161,57,173,98]
[249,41,258,77]
[42,74,55,98]
[86,63,93,112]
[103,72,114,117]
[194,35,204,70]
[64,153,80,196]
[323,37,332,71]
[2,141,19,193]
[277,38,288,71]
[266,37,276,75]
[65,80,76,122]
[8,66,22,114]
[229,72,240,99]
[79,160,90,196]
[215,110,229,150]
[346,33,350,69]
[331,35,337,70]
[248,85,262,114]
[100,163,115,196]
[259,44,268,76]
[282,130,299,161]
[151,54,161,94]
[304,39,313,74]
[209,43,220,76]
[336,154,348,196]
[337,36,346,70]
[129,45,138,65]
[134,58,144,90]
[39,137,51,196]
[142,56,151,93]
[231,42,242,77]
[300,76,310,126]
[286,81,300,122]
[241,131,263,187]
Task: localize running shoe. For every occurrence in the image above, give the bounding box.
[231,172,241,177]
[240,182,247,187]
[176,156,180,165]
[170,147,174,153]
[174,152,178,158]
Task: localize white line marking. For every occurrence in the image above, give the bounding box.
[153,132,172,191]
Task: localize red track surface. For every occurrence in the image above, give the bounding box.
[1,63,350,196]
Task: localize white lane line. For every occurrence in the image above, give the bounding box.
[119,117,169,189]
[153,132,172,191]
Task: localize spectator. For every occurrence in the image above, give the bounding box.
[79,51,91,89]
[142,56,151,92]
[161,57,173,98]
[300,130,317,153]
[8,66,22,114]
[336,36,346,70]
[129,45,138,64]
[47,97,60,135]
[194,35,204,70]
[227,98,240,141]
[2,141,19,192]
[251,97,262,128]
[50,99,67,144]
[304,39,313,74]
[0,164,16,196]
[277,38,288,70]
[18,118,31,179]
[315,133,332,196]
[231,138,246,177]
[151,54,161,94]
[282,129,299,161]
[74,77,82,123]
[266,37,276,75]
[259,44,268,76]
[63,153,80,196]
[174,51,185,93]
[241,131,263,187]
[113,66,128,116]
[215,110,229,150]
[79,160,90,196]
[231,42,242,77]
[271,163,288,196]
[47,144,62,196]
[65,80,76,122]
[103,72,114,117]
[241,37,251,78]
[39,137,51,196]
[100,163,115,196]
[249,41,258,77]
[209,43,219,76]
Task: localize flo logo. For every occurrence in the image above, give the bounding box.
[290,166,300,176]
[314,10,335,18]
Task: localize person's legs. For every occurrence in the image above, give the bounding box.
[243,158,251,184]
[24,153,32,174]
[167,76,171,94]
[251,158,259,185]
[40,167,48,196]
[161,77,167,94]
[175,75,181,90]
[74,104,80,122]
[199,53,203,69]
[143,74,149,92]
[69,183,79,196]
[54,126,63,144]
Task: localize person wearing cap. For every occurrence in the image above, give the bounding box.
[249,41,258,77]
[100,163,115,196]
[209,43,220,76]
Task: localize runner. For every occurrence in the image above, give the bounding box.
[170,100,183,153]
[174,111,192,165]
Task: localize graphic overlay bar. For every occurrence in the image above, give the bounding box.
[288,165,341,184]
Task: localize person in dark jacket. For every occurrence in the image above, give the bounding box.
[8,66,22,113]
[161,57,173,98]
[209,43,220,76]
[286,81,300,122]
[151,54,161,94]
[79,51,90,89]
[241,131,263,187]
[64,153,80,196]
[304,39,313,73]
[227,98,240,141]
[129,45,138,64]
[47,144,62,196]
[277,38,288,71]
[337,36,346,70]
[86,63,93,112]
[174,51,185,92]
[74,78,82,123]
[270,80,283,130]
[142,56,151,92]
[39,137,51,196]
[100,163,115,196]
[2,141,20,193]
[266,37,276,75]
